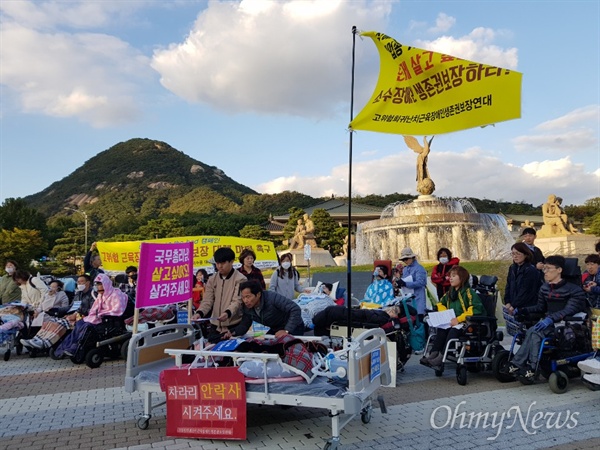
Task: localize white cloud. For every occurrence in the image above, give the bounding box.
[536,105,600,131]
[428,13,456,34]
[0,22,151,127]
[256,149,598,205]
[415,28,518,69]
[512,106,599,153]
[0,0,146,30]
[151,0,391,118]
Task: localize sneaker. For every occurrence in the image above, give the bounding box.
[63,350,74,357]
[523,368,536,381]
[578,358,600,374]
[414,350,424,355]
[28,338,45,350]
[419,356,429,365]
[583,373,600,385]
[507,363,522,375]
[20,339,33,349]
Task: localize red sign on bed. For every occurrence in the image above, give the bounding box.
[163,367,247,440]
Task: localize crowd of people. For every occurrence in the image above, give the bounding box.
[1,233,599,382]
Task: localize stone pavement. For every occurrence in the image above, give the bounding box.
[1,331,599,450]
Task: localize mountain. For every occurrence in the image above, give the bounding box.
[24,138,258,227]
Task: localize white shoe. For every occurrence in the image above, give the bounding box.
[583,373,600,385]
[578,358,600,374]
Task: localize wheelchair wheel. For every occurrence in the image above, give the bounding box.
[492,350,515,383]
[549,370,569,394]
[120,338,130,361]
[49,347,64,360]
[85,348,104,369]
[70,349,86,365]
[456,365,468,386]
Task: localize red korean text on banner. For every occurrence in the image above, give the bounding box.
[163,367,247,440]
[136,241,193,308]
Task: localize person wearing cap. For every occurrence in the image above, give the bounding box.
[505,255,586,381]
[396,248,428,322]
[520,227,545,270]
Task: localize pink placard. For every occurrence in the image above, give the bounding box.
[136,241,193,308]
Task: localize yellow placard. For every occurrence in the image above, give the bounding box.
[97,236,278,273]
[350,31,522,135]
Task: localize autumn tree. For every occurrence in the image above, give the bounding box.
[0,228,45,268]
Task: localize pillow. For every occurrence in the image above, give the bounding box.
[313,281,339,300]
[238,360,297,378]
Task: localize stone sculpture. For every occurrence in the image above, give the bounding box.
[537,194,578,237]
[403,135,436,196]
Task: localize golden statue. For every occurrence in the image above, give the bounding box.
[403,135,436,195]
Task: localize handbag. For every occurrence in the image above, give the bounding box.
[401,298,426,351]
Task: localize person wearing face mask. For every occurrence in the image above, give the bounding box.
[396,248,428,322]
[31,279,69,328]
[54,273,128,358]
[0,260,21,304]
[431,248,460,300]
[269,253,304,300]
[361,265,395,307]
[21,275,95,351]
[119,266,138,300]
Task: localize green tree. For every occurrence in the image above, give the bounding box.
[239,224,271,241]
[587,212,600,236]
[311,209,345,256]
[281,207,305,248]
[137,218,185,239]
[49,227,85,275]
[0,198,47,234]
[0,228,45,268]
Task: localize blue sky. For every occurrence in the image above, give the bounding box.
[1,0,598,208]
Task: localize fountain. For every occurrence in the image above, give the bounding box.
[355,195,514,263]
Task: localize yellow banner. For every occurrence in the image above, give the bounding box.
[97,236,278,274]
[349,31,522,135]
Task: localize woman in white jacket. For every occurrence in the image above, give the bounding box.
[13,270,48,308]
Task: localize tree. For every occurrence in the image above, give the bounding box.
[587,212,600,236]
[281,207,305,248]
[0,228,45,269]
[0,198,47,234]
[49,227,85,275]
[311,209,345,256]
[137,218,185,239]
[239,225,272,241]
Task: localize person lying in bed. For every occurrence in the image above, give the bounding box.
[222,280,304,339]
[312,302,417,337]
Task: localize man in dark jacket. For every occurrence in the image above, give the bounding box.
[224,280,303,338]
[521,227,545,270]
[507,255,587,380]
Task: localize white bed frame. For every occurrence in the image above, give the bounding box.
[125,325,390,450]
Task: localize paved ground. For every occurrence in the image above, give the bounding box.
[1,330,599,450]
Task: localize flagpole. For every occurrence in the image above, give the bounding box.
[346,26,358,341]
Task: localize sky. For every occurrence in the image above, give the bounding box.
[1,0,599,209]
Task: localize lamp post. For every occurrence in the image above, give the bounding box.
[64,207,88,251]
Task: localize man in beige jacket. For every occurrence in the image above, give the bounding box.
[193,247,246,339]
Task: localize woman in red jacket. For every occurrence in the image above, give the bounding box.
[431,248,460,300]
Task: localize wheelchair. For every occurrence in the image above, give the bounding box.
[492,312,594,393]
[70,296,135,369]
[421,275,506,385]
